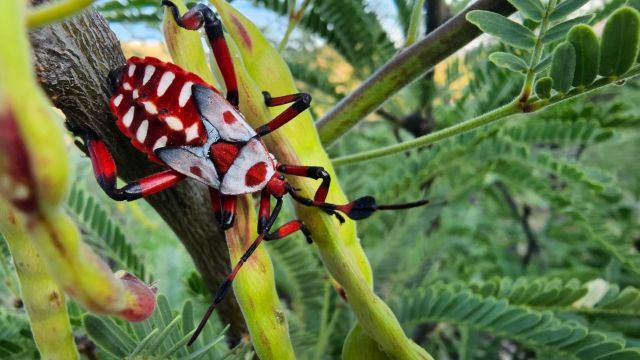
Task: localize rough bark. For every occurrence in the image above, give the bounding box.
[28,4,247,337]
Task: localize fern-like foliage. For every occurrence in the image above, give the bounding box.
[443,277,640,316]
[253,0,395,71]
[67,185,151,283]
[393,283,640,359]
[83,294,248,359]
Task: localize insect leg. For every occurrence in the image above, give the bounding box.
[277,164,331,202]
[220,195,237,230]
[287,187,429,221]
[209,188,223,224]
[81,134,184,201]
[257,190,271,233]
[188,196,283,346]
[255,93,311,136]
[162,1,238,106]
[265,220,313,244]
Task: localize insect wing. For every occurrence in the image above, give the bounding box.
[192,84,256,142]
[221,138,275,195]
[155,146,221,188]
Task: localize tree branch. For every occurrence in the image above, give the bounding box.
[28,4,247,337]
[316,0,515,146]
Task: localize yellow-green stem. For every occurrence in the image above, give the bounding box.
[519,0,556,102]
[162,3,296,358]
[27,0,94,29]
[333,64,640,166]
[405,0,426,47]
[0,203,78,360]
[209,2,432,358]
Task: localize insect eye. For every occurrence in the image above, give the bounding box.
[279,175,285,180]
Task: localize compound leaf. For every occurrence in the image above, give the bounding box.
[550,41,576,93]
[599,6,640,77]
[507,0,544,22]
[489,52,528,72]
[567,24,600,86]
[467,10,536,49]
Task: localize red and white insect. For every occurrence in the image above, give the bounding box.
[69,1,428,345]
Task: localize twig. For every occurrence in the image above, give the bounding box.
[316,0,516,146]
[495,181,539,268]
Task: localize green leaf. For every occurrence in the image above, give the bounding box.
[467,10,536,49]
[507,0,544,22]
[534,77,553,98]
[549,0,590,22]
[83,314,135,357]
[489,52,528,72]
[550,41,576,93]
[542,15,594,44]
[567,24,599,86]
[533,56,551,73]
[599,6,640,77]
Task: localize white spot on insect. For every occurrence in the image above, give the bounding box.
[132,89,139,100]
[136,120,149,143]
[123,106,135,127]
[185,123,199,142]
[179,81,193,107]
[128,64,136,77]
[142,101,158,114]
[164,116,183,130]
[153,135,168,151]
[143,65,155,85]
[157,72,175,97]
[123,82,132,91]
[113,94,123,107]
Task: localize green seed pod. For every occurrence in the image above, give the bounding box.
[535,77,553,99]
[550,41,576,93]
[568,24,600,87]
[343,324,393,360]
[599,6,640,77]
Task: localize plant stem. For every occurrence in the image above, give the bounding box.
[316,0,515,146]
[333,100,520,165]
[519,0,556,102]
[277,0,312,51]
[405,0,427,47]
[0,205,79,360]
[27,0,94,28]
[332,65,640,166]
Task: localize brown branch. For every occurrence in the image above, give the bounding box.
[28,4,246,337]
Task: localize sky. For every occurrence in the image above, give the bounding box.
[106,0,405,45]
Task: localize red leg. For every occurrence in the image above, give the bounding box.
[277,164,330,202]
[188,196,283,346]
[255,92,311,137]
[265,220,312,244]
[85,137,184,201]
[287,185,429,221]
[257,190,271,233]
[219,195,237,230]
[162,1,238,106]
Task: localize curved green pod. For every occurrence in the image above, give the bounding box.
[162,2,296,359]
[599,6,640,78]
[568,24,599,87]
[207,1,432,359]
[0,0,156,347]
[550,41,576,93]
